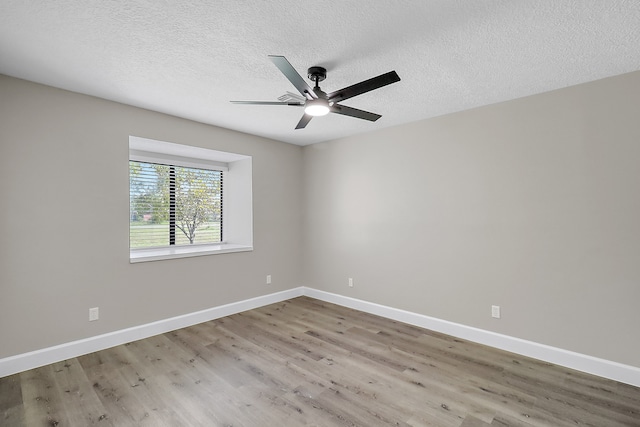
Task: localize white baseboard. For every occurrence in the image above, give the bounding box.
[0,287,304,378]
[2,286,639,388]
[303,287,640,388]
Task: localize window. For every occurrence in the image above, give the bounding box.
[129,161,223,248]
[129,136,253,262]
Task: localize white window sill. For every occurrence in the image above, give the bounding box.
[130,244,253,263]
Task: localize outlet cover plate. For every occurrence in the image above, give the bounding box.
[491,305,501,319]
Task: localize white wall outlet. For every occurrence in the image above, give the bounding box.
[348,277,354,287]
[266,274,271,285]
[89,307,99,321]
[491,305,501,319]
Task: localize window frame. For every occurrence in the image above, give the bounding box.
[129,136,253,263]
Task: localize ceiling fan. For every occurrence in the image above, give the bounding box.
[231,55,401,129]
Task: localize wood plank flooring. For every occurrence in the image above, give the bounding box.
[1,296,639,426]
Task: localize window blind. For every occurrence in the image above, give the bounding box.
[129,161,223,249]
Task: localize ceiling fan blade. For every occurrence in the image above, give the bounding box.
[330,104,381,122]
[230,101,303,106]
[278,92,307,103]
[328,71,400,103]
[295,113,313,129]
[269,55,317,100]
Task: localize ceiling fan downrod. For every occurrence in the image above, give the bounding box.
[307,66,327,90]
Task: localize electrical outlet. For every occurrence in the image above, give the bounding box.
[89,307,99,321]
[266,275,272,285]
[491,305,501,319]
[348,277,354,287]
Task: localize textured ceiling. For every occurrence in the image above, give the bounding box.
[1,1,639,146]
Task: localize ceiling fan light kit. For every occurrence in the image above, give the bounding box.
[305,98,330,116]
[231,55,401,129]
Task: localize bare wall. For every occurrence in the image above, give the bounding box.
[0,75,304,359]
[302,71,640,367]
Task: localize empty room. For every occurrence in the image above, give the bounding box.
[1,1,639,426]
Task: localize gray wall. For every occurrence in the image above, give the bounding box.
[303,71,640,367]
[0,75,304,358]
[2,71,640,369]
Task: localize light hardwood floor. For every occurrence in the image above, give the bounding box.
[1,296,639,426]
